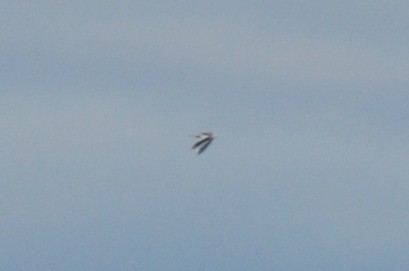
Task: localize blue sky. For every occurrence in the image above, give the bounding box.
[1,1,409,270]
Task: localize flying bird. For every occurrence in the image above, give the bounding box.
[192,132,215,154]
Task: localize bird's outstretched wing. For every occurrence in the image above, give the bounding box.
[197,138,213,154]
[192,136,211,150]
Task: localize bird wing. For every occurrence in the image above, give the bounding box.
[192,136,210,150]
[197,138,213,154]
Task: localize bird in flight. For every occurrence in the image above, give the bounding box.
[192,132,215,155]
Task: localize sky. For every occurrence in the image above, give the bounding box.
[1,1,409,270]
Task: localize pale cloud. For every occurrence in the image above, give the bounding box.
[2,2,408,91]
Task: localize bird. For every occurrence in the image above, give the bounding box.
[192,132,215,155]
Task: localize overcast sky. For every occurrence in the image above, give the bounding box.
[2,1,409,270]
